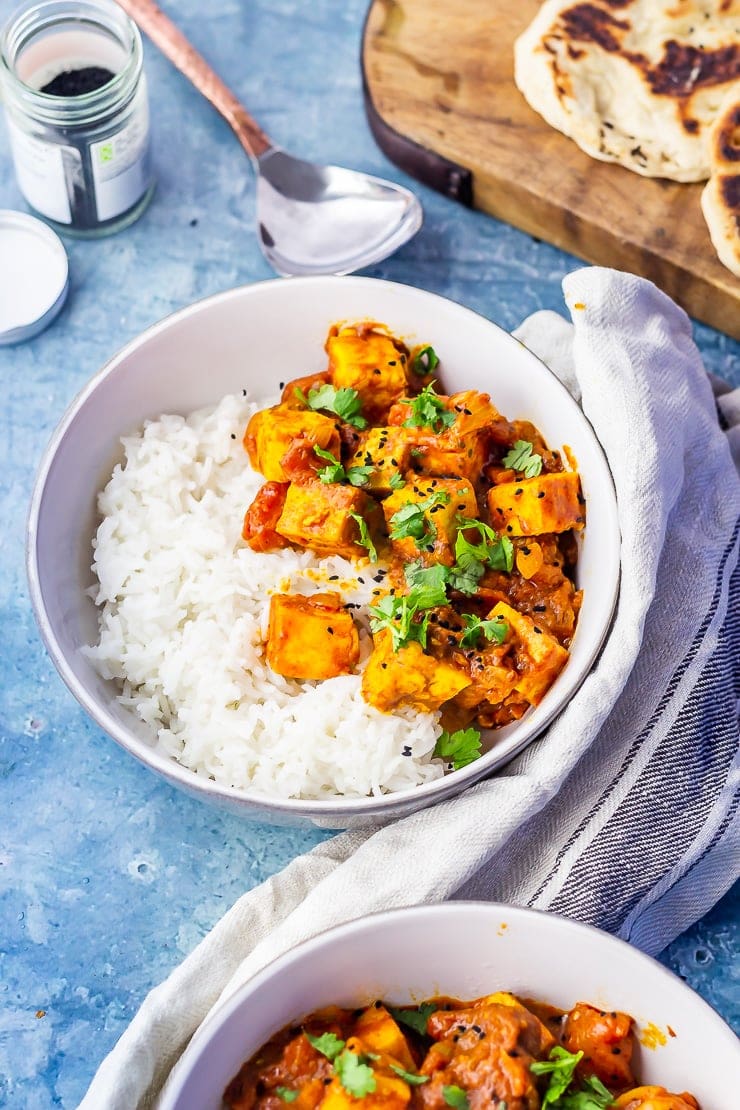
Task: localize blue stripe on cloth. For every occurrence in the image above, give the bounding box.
[528,519,740,924]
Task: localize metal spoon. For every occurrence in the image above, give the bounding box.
[118,0,423,275]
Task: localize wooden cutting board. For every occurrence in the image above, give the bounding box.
[362,0,740,340]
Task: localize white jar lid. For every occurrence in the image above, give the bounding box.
[0,210,69,345]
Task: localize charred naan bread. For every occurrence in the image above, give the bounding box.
[514,0,740,182]
[701,90,740,275]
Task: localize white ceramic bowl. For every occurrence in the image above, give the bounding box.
[159,903,739,1110]
[27,277,620,827]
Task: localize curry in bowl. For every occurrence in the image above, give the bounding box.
[224,994,697,1110]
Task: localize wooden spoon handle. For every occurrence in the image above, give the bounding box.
[117,0,271,159]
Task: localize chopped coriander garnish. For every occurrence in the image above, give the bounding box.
[502,439,543,478]
[455,518,514,575]
[412,345,439,375]
[388,470,406,490]
[313,444,373,487]
[459,613,509,650]
[548,1075,614,1109]
[404,561,450,608]
[276,1088,299,1103]
[389,1065,430,1086]
[443,1086,470,1110]
[531,1047,584,1108]
[447,555,485,596]
[402,382,456,433]
[296,383,367,430]
[334,1049,376,1098]
[369,594,429,651]
[389,490,450,551]
[313,444,345,483]
[387,1001,437,1035]
[349,512,378,563]
[433,727,482,770]
[305,1031,345,1060]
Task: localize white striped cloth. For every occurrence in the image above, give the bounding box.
[79,268,740,1110]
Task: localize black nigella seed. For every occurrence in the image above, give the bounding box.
[279,381,285,390]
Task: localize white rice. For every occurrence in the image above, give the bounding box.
[84,393,445,799]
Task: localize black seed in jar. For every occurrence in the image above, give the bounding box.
[41,66,115,97]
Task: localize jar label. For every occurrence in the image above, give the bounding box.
[90,97,150,223]
[5,117,74,225]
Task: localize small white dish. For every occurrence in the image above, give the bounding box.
[0,209,69,344]
[26,276,620,827]
[159,903,740,1110]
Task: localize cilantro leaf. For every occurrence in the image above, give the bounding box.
[334,1049,376,1098]
[297,384,367,430]
[369,594,429,651]
[550,1075,614,1109]
[276,1088,299,1102]
[313,445,372,487]
[313,444,345,483]
[349,512,378,563]
[305,1031,346,1060]
[433,727,482,770]
[346,465,373,487]
[447,555,485,596]
[502,439,543,478]
[455,519,514,575]
[443,1086,470,1110]
[531,1047,584,1108]
[387,1001,437,1035]
[389,490,450,551]
[459,613,509,650]
[402,382,456,433]
[388,470,406,490]
[404,562,450,608]
[412,345,439,376]
[389,1065,430,1086]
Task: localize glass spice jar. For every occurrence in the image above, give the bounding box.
[0,0,155,236]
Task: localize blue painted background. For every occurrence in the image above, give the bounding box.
[0,1,737,1104]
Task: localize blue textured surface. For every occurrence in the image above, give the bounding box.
[0,1,738,1105]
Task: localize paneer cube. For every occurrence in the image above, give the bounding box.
[487,471,584,536]
[411,435,488,486]
[352,1006,416,1071]
[362,629,471,713]
[328,326,408,421]
[388,390,508,484]
[347,428,414,495]
[489,601,568,705]
[243,404,341,482]
[276,479,381,560]
[266,593,359,680]
[382,477,478,566]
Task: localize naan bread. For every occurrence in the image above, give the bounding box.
[514,0,740,182]
[701,90,740,276]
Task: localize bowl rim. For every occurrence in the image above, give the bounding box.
[159,900,740,1109]
[26,275,621,817]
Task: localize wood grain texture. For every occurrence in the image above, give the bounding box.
[362,0,740,339]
